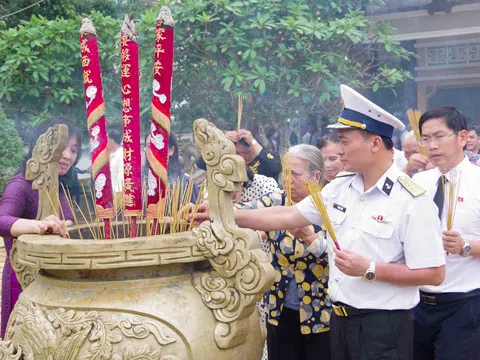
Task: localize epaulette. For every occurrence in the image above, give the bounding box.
[398,176,425,197]
[335,171,356,178]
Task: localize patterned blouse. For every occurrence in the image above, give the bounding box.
[237,191,331,335]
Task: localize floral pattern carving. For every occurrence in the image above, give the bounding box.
[192,119,274,349]
[0,297,180,360]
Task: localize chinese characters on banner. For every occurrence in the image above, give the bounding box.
[146,7,174,224]
[121,15,142,220]
[79,18,114,238]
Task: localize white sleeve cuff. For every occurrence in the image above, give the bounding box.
[307,237,327,258]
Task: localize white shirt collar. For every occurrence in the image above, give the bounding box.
[432,155,469,183]
[349,162,401,197]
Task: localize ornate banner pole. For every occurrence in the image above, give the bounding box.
[80,18,114,239]
[146,6,174,233]
[121,15,143,237]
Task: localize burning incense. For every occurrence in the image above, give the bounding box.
[407,109,427,157]
[281,152,292,206]
[304,180,341,250]
[121,14,143,237]
[79,18,114,238]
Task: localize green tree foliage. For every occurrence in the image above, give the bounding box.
[0,0,411,134]
[0,13,122,130]
[0,106,25,194]
[167,0,411,129]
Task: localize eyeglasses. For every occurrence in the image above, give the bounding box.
[418,132,457,147]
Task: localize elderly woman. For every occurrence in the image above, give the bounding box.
[235,144,331,360]
[317,135,344,183]
[0,117,81,337]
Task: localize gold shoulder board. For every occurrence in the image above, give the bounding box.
[335,171,356,178]
[398,176,425,197]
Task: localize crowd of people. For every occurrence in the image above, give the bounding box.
[192,85,480,360]
[0,83,479,360]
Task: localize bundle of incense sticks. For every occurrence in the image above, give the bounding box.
[441,170,460,231]
[407,109,427,157]
[58,176,201,240]
[441,170,461,255]
[304,180,341,250]
[281,152,292,206]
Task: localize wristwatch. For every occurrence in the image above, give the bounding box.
[460,239,472,257]
[364,261,376,282]
[251,139,258,146]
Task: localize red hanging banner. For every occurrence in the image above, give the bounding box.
[146,7,174,221]
[79,18,114,238]
[121,15,143,221]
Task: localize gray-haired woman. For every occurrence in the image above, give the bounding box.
[236,144,331,360]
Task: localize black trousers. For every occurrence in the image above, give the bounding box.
[413,295,480,360]
[266,307,331,360]
[330,309,413,360]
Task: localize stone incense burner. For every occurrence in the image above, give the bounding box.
[0,119,274,360]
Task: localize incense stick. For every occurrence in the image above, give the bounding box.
[61,184,82,240]
[74,201,97,239]
[81,183,98,239]
[281,152,292,206]
[237,95,243,130]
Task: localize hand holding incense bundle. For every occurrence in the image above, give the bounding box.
[281,152,292,206]
[304,180,341,250]
[441,170,460,255]
[443,170,460,231]
[407,109,427,157]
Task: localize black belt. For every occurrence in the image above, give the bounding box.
[420,288,480,306]
[332,302,379,317]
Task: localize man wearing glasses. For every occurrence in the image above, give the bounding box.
[412,107,480,360]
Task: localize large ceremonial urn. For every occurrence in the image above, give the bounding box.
[0,120,274,360]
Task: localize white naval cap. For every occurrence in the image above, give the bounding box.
[327,84,405,138]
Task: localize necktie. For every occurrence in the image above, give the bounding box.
[433,175,446,219]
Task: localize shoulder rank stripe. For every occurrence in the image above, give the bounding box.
[398,176,425,197]
[335,171,356,178]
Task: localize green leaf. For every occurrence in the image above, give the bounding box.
[259,80,266,94]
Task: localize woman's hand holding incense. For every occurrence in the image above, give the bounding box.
[178,203,195,217]
[442,230,464,255]
[191,201,210,226]
[287,226,317,246]
[333,247,370,277]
